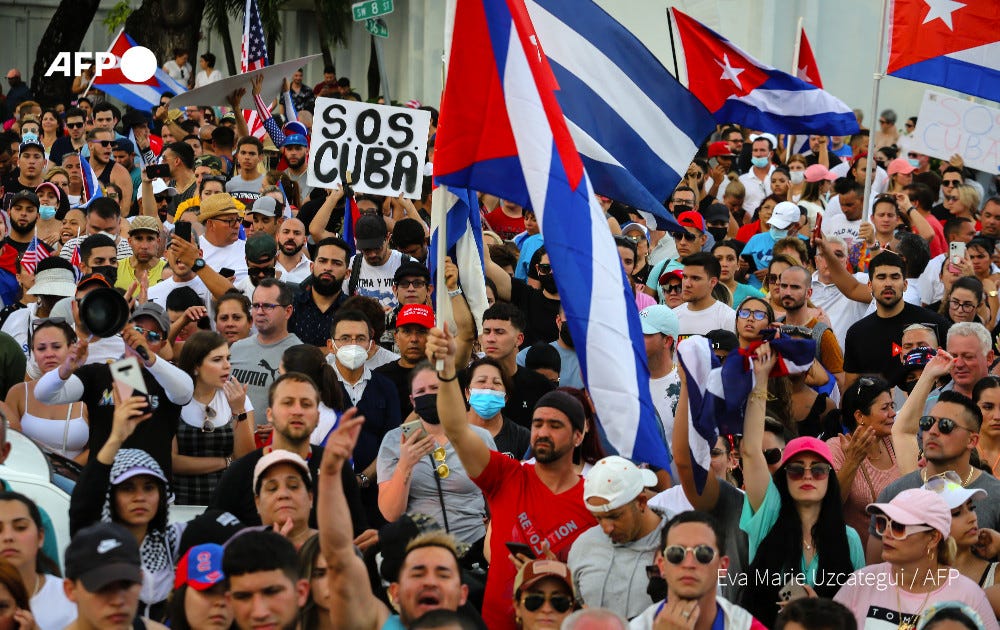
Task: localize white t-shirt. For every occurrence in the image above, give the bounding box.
[738,166,774,214]
[147,275,213,314]
[1,302,37,358]
[822,212,862,245]
[32,573,77,630]
[649,369,681,450]
[310,403,341,445]
[180,389,253,431]
[343,249,408,310]
[829,162,889,195]
[673,300,736,337]
[810,271,869,350]
[163,59,192,84]
[201,239,248,283]
[194,69,223,87]
[276,255,312,284]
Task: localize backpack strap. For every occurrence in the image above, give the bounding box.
[810,322,830,361]
[347,253,364,296]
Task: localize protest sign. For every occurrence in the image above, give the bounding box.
[307,98,431,198]
[910,90,1000,174]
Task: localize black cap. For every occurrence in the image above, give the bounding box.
[393,260,431,284]
[65,523,142,591]
[355,215,388,250]
[534,390,585,431]
[9,190,39,208]
[121,109,150,130]
[113,138,133,153]
[178,509,246,558]
[703,203,730,224]
[705,329,739,353]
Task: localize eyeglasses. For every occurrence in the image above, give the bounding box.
[133,326,163,343]
[672,230,700,242]
[32,316,68,329]
[664,544,717,565]
[763,448,782,465]
[334,335,369,345]
[918,415,973,435]
[202,405,217,432]
[250,302,286,312]
[395,279,427,289]
[433,446,449,478]
[66,122,84,129]
[873,514,935,540]
[210,217,241,227]
[663,284,682,295]
[90,139,114,147]
[784,462,832,481]
[949,299,977,313]
[536,263,552,274]
[202,176,227,184]
[737,309,768,321]
[521,593,573,613]
[942,180,961,187]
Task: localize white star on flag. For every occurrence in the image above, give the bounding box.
[922,0,966,30]
[797,66,812,83]
[715,53,745,90]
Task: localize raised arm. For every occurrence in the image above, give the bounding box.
[169,235,234,299]
[226,89,251,141]
[672,364,722,511]
[892,349,953,474]
[309,188,343,243]
[444,257,476,368]
[483,240,512,302]
[426,325,491,478]
[318,408,389,630]
[740,346,778,512]
[816,231,871,303]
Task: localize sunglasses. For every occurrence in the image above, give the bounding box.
[664,544,717,565]
[873,514,935,540]
[663,284,682,295]
[521,593,573,613]
[672,230,700,242]
[737,309,768,321]
[66,122,84,129]
[536,263,552,274]
[763,448,782,465]
[32,316,68,329]
[90,140,115,147]
[133,326,163,343]
[784,462,832,481]
[202,405,217,432]
[918,415,972,435]
[242,220,253,228]
[923,470,966,495]
[942,181,961,187]
[154,194,169,203]
[624,234,642,243]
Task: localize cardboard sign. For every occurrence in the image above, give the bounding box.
[307,97,431,198]
[910,90,1000,174]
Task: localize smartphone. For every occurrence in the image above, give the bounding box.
[401,419,427,442]
[812,214,823,243]
[220,268,235,279]
[950,241,966,265]
[145,163,171,179]
[173,221,192,243]
[778,580,809,602]
[110,357,148,405]
[505,542,536,559]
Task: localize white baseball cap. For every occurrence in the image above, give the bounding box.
[767,201,801,229]
[584,456,657,512]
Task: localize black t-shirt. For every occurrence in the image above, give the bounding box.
[494,417,531,459]
[505,367,556,428]
[843,302,951,377]
[3,236,51,257]
[375,359,415,419]
[509,278,560,348]
[76,362,183,477]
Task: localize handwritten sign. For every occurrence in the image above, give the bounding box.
[910,90,1000,174]
[307,97,431,198]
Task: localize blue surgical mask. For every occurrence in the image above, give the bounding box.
[751,157,770,169]
[468,388,506,418]
[907,158,919,168]
[790,171,805,185]
[39,205,56,220]
[769,227,788,240]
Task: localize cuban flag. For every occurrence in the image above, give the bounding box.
[887,0,1000,101]
[525,0,714,227]
[796,27,824,88]
[241,0,269,74]
[79,157,104,206]
[435,0,670,474]
[20,233,50,275]
[429,185,489,330]
[91,30,187,111]
[342,194,360,256]
[671,8,858,136]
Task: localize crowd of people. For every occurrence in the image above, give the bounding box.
[0,52,997,630]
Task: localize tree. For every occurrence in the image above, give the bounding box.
[124,0,207,86]
[30,0,103,107]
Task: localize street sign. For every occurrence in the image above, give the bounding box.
[352,0,393,22]
[365,18,389,38]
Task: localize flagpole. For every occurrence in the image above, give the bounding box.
[786,19,804,163]
[82,27,123,100]
[862,0,890,222]
[666,8,680,79]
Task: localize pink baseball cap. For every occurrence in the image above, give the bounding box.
[887,157,916,176]
[804,164,838,183]
[867,488,951,538]
[779,436,834,468]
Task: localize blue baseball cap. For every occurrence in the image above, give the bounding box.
[174,543,226,591]
[639,305,679,339]
[282,121,309,138]
[282,133,308,148]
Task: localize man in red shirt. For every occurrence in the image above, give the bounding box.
[486,199,526,241]
[426,325,596,630]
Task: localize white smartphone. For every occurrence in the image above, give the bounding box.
[110,356,148,404]
[951,241,966,265]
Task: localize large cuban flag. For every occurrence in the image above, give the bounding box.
[91,31,187,111]
[429,186,489,331]
[887,0,1000,101]
[671,8,859,136]
[435,0,671,473]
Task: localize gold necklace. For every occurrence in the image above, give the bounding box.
[921,466,974,487]
[894,584,933,630]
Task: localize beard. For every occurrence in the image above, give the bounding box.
[11,217,37,237]
[532,437,570,464]
[286,154,305,169]
[281,240,304,256]
[312,273,341,296]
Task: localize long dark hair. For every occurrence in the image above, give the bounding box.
[557,387,607,466]
[743,462,854,626]
[0,491,60,576]
[166,583,238,630]
[281,344,346,411]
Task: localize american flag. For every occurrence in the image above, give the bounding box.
[242,107,271,141]
[20,234,50,275]
[241,0,269,74]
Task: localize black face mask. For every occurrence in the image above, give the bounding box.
[707,226,728,242]
[248,266,276,287]
[899,378,918,394]
[672,203,694,215]
[91,265,118,286]
[559,322,574,348]
[539,274,558,295]
[413,393,440,424]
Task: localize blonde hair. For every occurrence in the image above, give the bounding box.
[954,185,981,215]
[787,154,808,169]
[724,178,745,200]
[44,166,70,182]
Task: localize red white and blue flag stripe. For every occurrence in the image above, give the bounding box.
[429,186,489,330]
[79,157,104,206]
[435,0,670,473]
[92,31,187,111]
[20,234,50,275]
[671,7,858,136]
[342,194,360,256]
[241,0,270,74]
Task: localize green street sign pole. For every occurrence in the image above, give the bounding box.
[373,34,391,104]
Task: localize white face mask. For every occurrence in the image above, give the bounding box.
[336,344,368,370]
[790,171,805,185]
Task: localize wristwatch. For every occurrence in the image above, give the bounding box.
[989,290,998,298]
[191,258,206,273]
[356,473,372,488]
[231,412,248,422]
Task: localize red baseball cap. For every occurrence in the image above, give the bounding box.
[707,141,735,158]
[397,304,435,329]
[677,211,705,232]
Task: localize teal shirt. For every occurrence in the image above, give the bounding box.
[740,479,864,586]
[731,283,765,308]
[1,479,60,571]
